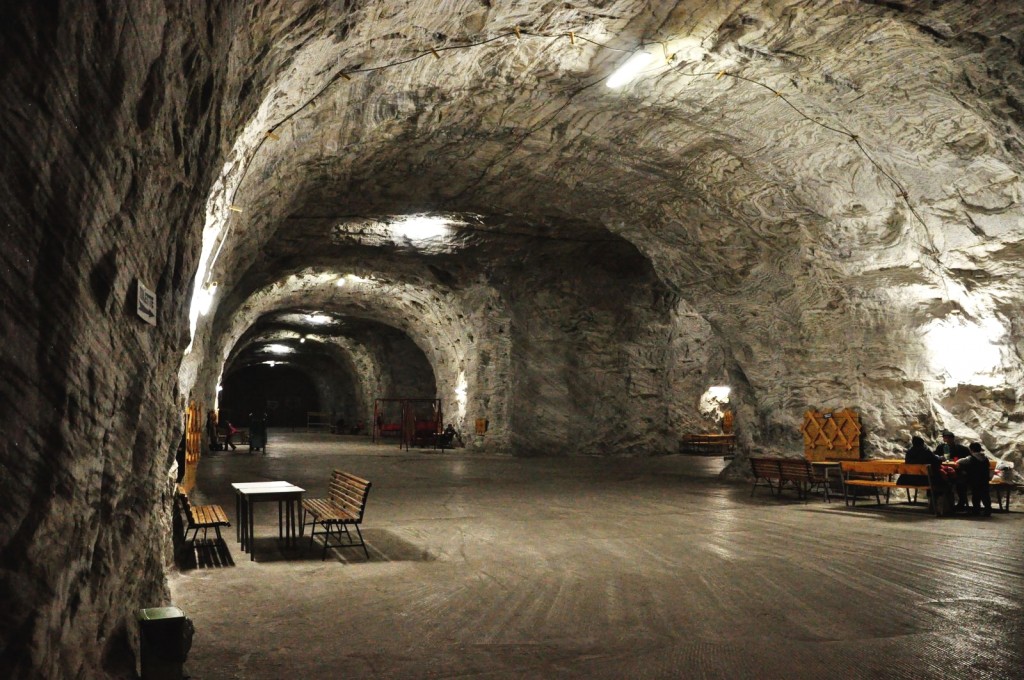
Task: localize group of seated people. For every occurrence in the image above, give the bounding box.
[901,430,995,516]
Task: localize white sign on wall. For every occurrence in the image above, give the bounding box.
[137,280,157,326]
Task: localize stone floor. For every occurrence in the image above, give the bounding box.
[170,432,1024,679]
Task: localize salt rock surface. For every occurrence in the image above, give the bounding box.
[3,1,1024,677]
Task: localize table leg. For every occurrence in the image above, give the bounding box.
[289,499,296,545]
[249,499,256,561]
[285,500,292,546]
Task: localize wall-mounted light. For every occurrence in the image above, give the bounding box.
[455,371,468,421]
[707,385,731,400]
[606,49,655,89]
[194,282,218,316]
[924,316,1003,387]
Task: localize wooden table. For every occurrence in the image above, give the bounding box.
[232,481,305,561]
[809,461,843,495]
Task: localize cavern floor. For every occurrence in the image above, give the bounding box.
[170,432,1023,680]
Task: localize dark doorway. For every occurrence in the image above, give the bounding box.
[220,364,320,428]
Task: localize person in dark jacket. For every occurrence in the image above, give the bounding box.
[951,442,993,516]
[897,436,941,487]
[935,430,971,511]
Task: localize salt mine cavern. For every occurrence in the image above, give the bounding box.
[2,2,1023,678]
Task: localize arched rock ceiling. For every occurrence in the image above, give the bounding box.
[187,0,1024,455]
[205,0,1024,296]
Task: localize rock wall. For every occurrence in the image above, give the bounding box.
[0,2,242,675]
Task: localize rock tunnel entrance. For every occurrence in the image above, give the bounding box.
[219,309,439,433]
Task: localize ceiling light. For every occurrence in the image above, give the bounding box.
[392,215,449,241]
[606,49,655,89]
[265,344,293,354]
[265,360,278,367]
[299,336,306,343]
[306,313,333,325]
[335,277,346,287]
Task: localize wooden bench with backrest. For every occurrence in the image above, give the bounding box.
[839,461,938,514]
[681,434,736,456]
[176,486,230,543]
[750,457,829,501]
[300,470,372,559]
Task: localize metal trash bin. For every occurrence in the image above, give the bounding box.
[137,607,193,680]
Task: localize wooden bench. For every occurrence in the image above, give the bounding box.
[177,488,230,543]
[839,461,938,514]
[750,457,829,501]
[681,433,736,456]
[301,470,372,559]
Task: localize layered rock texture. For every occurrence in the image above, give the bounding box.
[3,0,1024,676]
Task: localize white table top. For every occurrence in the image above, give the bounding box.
[232,480,292,489]
[232,481,304,494]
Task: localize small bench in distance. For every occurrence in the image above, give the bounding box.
[750,457,830,502]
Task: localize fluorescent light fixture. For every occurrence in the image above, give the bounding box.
[606,49,655,89]
[264,344,293,355]
[392,215,449,241]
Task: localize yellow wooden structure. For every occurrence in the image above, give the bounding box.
[181,401,203,493]
[801,408,861,461]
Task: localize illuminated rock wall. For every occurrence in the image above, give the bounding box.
[4,1,1024,677]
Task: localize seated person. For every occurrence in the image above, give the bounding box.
[897,435,941,486]
[935,430,971,510]
[951,442,993,516]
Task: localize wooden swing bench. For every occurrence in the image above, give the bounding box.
[301,470,372,559]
